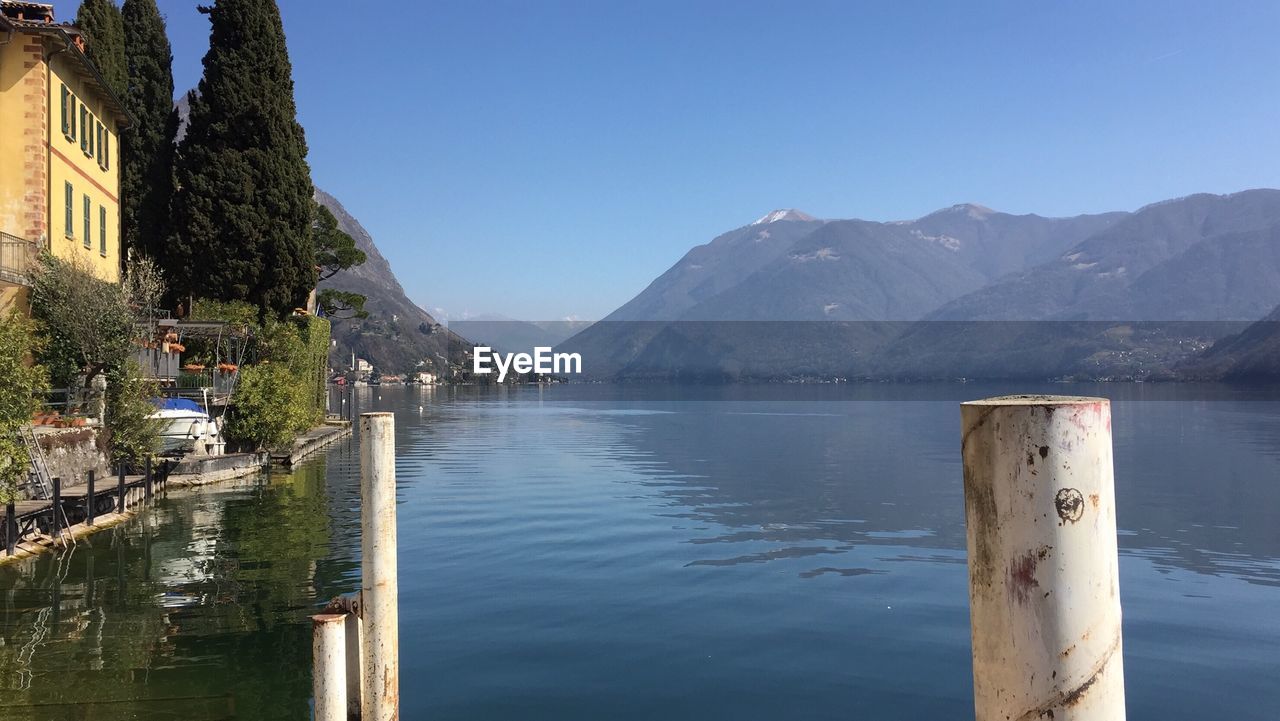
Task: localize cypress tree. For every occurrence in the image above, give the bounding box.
[75,0,127,97]
[169,0,316,317]
[120,0,176,264]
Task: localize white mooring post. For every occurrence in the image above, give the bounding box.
[312,613,348,721]
[360,412,400,720]
[345,607,364,718]
[961,396,1125,721]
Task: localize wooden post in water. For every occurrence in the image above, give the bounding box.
[5,500,14,556]
[51,476,61,539]
[117,464,126,513]
[961,395,1125,721]
[86,470,95,525]
[144,456,153,501]
[360,412,399,720]
[312,613,348,721]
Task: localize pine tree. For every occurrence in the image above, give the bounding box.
[169,0,316,317]
[75,0,127,97]
[120,0,176,263]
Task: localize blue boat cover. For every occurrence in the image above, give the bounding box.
[152,397,205,413]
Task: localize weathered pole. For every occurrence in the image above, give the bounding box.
[312,613,348,721]
[360,412,399,720]
[5,500,14,556]
[51,476,61,539]
[961,395,1125,721]
[144,456,153,501]
[86,470,95,525]
[346,605,364,718]
[117,463,126,513]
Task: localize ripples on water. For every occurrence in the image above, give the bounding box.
[1,383,1278,720]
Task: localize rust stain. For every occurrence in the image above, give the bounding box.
[1013,632,1122,721]
[1088,493,1100,510]
[1008,549,1043,604]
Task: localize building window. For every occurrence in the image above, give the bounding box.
[101,129,110,170]
[83,195,91,248]
[60,84,70,137]
[99,206,107,256]
[87,115,96,158]
[69,95,77,142]
[80,106,88,153]
[64,182,73,237]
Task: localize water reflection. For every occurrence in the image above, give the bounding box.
[0,383,1277,721]
[0,462,353,721]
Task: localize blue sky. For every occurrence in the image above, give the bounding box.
[150,0,1280,320]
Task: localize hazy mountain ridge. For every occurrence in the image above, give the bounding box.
[929,190,1280,321]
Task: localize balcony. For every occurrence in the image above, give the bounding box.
[0,231,39,287]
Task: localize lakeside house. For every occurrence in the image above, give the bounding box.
[0,0,130,315]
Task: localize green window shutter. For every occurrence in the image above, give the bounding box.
[65,182,73,237]
[80,107,87,152]
[60,85,69,135]
[83,195,90,248]
[99,206,107,255]
[103,130,110,170]
[70,96,77,141]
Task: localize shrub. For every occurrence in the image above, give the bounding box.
[0,312,50,503]
[104,361,164,468]
[224,363,308,450]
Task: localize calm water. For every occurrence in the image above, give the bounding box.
[2,383,1279,720]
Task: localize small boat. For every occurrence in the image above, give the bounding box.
[150,398,223,453]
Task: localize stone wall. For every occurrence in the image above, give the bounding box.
[35,427,111,488]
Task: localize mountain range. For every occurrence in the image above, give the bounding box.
[560,189,1280,381]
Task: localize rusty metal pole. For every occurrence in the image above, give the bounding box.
[345,605,364,718]
[311,613,348,721]
[360,412,399,720]
[961,395,1125,721]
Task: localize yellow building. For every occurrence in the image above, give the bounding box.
[0,1,130,315]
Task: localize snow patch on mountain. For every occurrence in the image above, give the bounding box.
[752,209,817,225]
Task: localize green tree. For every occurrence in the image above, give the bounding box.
[121,0,177,262]
[75,0,127,97]
[104,361,163,467]
[313,201,365,281]
[169,0,316,317]
[29,253,135,388]
[0,313,50,503]
[317,289,368,319]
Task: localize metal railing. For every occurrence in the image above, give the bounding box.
[0,231,39,286]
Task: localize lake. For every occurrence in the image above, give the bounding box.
[2,383,1278,720]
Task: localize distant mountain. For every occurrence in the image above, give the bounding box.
[603,205,1119,323]
[604,211,824,322]
[449,316,592,355]
[561,203,1123,378]
[1181,304,1280,380]
[929,190,1280,322]
[316,189,468,374]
